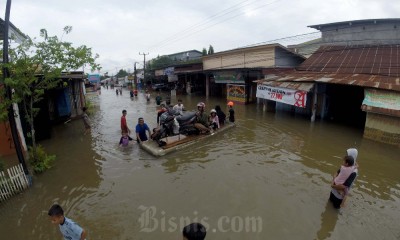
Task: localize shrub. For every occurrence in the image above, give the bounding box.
[28,145,56,174]
[85,98,94,115]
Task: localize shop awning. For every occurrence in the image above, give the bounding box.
[255,71,400,92]
[362,89,400,117]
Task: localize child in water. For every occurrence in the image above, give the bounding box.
[48,204,87,240]
[228,101,235,123]
[209,109,220,130]
[119,131,130,147]
[332,155,357,207]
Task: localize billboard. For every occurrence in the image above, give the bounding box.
[88,74,100,83]
[362,89,400,110]
[256,84,308,108]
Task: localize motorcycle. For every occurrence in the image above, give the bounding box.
[152,108,199,146]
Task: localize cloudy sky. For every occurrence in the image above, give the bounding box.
[7,0,400,75]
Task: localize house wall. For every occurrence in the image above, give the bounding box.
[0,100,28,156]
[321,21,400,45]
[203,48,275,70]
[168,51,202,61]
[364,113,400,146]
[275,48,305,67]
[0,122,14,156]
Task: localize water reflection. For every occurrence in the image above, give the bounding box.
[315,201,339,240]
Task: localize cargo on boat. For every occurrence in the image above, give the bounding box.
[140,122,236,156]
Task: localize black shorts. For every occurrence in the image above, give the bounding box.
[329,192,342,209]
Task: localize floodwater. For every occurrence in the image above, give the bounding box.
[1,88,399,240]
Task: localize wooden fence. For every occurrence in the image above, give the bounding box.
[0,164,30,202]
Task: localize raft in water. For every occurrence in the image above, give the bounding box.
[140,122,236,157]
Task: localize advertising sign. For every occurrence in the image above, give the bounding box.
[256,84,308,108]
[88,74,100,84]
[362,89,400,110]
[227,84,247,103]
[215,71,245,84]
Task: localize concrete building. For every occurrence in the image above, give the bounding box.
[167,50,203,62]
[289,18,400,58]
[257,19,400,147]
[309,18,400,45]
[202,44,305,104]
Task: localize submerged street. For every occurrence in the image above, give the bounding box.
[0,88,399,239]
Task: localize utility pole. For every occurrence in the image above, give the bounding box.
[134,62,138,90]
[2,0,29,175]
[139,52,149,83]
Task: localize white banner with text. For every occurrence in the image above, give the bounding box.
[256,85,308,108]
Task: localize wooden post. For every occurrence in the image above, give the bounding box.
[205,74,210,98]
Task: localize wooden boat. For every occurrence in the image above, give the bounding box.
[140,122,236,156]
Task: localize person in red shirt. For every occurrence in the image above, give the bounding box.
[157,104,167,126]
[121,110,133,141]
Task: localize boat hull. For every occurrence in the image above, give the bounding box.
[140,123,236,156]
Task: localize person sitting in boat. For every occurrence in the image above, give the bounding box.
[209,109,220,130]
[151,127,160,140]
[157,104,168,126]
[194,102,211,134]
[214,105,226,126]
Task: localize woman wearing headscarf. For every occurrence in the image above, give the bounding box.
[329,148,359,209]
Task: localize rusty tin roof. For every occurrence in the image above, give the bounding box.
[257,71,400,92]
[298,45,400,77]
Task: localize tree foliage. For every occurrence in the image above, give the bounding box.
[0,26,100,169]
[202,48,207,56]
[148,55,175,70]
[208,45,215,55]
[115,69,129,78]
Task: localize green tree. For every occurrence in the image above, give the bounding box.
[208,45,215,55]
[149,55,174,70]
[1,26,100,171]
[202,48,207,56]
[115,69,128,78]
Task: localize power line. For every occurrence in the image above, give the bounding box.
[151,0,284,51]
[98,23,400,75]
[148,0,261,50]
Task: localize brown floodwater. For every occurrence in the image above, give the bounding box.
[0,88,399,240]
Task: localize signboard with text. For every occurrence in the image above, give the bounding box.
[88,74,100,84]
[362,89,400,110]
[256,84,308,108]
[215,71,245,84]
[227,84,247,103]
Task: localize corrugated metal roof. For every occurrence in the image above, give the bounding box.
[257,71,400,92]
[298,45,400,77]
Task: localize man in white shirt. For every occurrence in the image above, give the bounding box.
[173,99,185,115]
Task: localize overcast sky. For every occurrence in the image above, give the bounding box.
[7,0,400,75]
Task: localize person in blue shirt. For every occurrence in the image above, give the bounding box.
[48,204,87,240]
[135,117,151,144]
